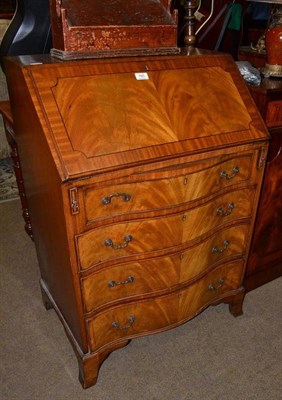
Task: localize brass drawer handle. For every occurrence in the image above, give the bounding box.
[212,240,229,254]
[104,235,133,250]
[216,202,234,216]
[208,277,225,291]
[108,276,135,288]
[220,166,239,180]
[102,193,131,205]
[112,315,135,330]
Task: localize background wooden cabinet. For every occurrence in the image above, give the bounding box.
[244,78,282,292]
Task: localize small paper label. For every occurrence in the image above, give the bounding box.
[135,72,149,80]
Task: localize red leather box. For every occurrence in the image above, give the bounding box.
[49,0,179,60]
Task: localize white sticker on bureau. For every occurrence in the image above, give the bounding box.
[135,72,149,80]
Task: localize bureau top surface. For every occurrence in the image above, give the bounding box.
[6,52,268,180]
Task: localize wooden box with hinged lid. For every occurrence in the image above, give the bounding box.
[49,0,180,60]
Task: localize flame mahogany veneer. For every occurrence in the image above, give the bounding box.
[4,50,269,388]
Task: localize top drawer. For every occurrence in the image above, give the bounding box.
[80,153,254,225]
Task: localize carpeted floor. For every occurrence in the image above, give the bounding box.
[0,157,18,203]
[0,200,281,400]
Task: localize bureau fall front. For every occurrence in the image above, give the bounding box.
[4,50,269,388]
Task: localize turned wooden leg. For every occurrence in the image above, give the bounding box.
[7,126,34,240]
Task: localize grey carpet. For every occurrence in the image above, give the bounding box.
[0,200,281,400]
[0,158,18,203]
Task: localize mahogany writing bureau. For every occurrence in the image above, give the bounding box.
[4,50,269,388]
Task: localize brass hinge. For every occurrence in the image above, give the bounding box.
[69,188,80,215]
[257,146,267,170]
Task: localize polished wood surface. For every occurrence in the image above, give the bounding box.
[4,51,269,388]
[81,224,249,312]
[82,151,254,224]
[53,68,252,153]
[77,188,254,269]
[244,78,282,292]
[6,52,268,180]
[87,260,244,351]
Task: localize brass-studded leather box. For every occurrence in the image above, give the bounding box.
[49,0,179,60]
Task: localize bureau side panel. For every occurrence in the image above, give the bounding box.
[245,127,282,290]
[4,59,87,351]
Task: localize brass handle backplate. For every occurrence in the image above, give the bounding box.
[102,193,131,205]
[112,315,135,330]
[104,235,133,250]
[108,276,135,288]
[208,277,225,291]
[216,202,234,217]
[220,166,239,180]
[212,240,229,254]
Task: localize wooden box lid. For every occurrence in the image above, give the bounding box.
[5,51,269,181]
[49,0,179,60]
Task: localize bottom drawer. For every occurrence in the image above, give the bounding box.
[87,260,244,352]
[81,224,249,312]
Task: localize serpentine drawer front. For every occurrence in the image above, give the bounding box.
[86,260,244,351]
[81,152,254,225]
[81,223,250,312]
[4,52,269,388]
[76,188,254,270]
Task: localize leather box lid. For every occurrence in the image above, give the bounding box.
[12,52,269,181]
[62,0,175,27]
[49,0,178,55]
